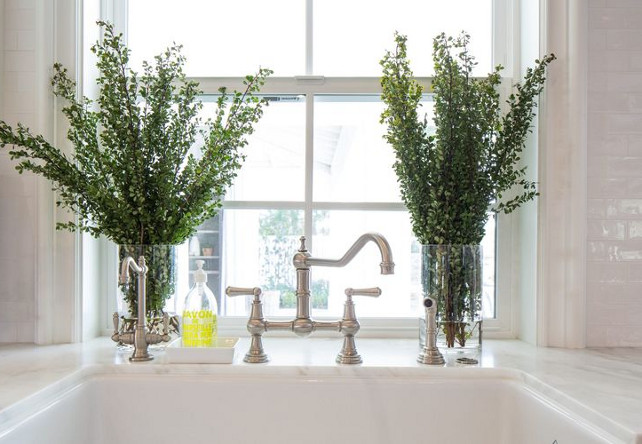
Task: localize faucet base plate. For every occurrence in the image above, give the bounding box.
[417,348,445,366]
[336,353,363,365]
[129,355,154,362]
[244,352,269,364]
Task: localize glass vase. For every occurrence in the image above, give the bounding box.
[421,244,483,355]
[116,245,180,345]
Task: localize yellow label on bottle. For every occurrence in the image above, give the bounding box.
[182,309,217,347]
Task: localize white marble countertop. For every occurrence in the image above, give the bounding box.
[0,337,641,443]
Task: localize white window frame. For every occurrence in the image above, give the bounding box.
[99,0,520,339]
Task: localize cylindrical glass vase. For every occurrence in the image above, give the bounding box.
[116,245,179,342]
[421,244,482,353]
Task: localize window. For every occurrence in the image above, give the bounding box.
[111,0,512,336]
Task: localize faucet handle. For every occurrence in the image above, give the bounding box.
[226,286,262,300]
[345,287,381,298]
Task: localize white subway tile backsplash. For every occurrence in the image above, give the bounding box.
[626,178,642,196]
[2,70,35,93]
[607,156,642,175]
[607,30,642,51]
[4,9,35,31]
[3,50,35,72]
[16,30,35,51]
[3,28,18,51]
[588,71,609,92]
[587,240,642,261]
[630,53,642,71]
[0,257,35,302]
[0,113,36,130]
[588,220,626,239]
[604,326,642,346]
[587,326,608,347]
[588,199,608,219]
[4,90,34,114]
[0,175,36,197]
[627,262,642,280]
[0,300,34,322]
[628,220,642,238]
[606,0,642,8]
[607,73,642,92]
[587,282,641,305]
[0,324,18,343]
[616,199,642,217]
[6,0,35,10]
[588,134,627,155]
[14,322,34,343]
[588,325,642,347]
[587,153,608,177]
[587,261,629,282]
[628,135,642,154]
[588,177,628,197]
[587,302,642,325]
[0,218,35,254]
[588,51,631,72]
[1,5,38,343]
[589,29,607,51]
[607,115,642,133]
[589,8,630,29]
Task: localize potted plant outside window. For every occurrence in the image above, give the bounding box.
[0,22,272,337]
[380,32,554,351]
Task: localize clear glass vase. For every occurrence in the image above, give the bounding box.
[421,245,483,354]
[116,245,180,346]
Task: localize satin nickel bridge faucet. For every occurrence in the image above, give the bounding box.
[227,232,395,364]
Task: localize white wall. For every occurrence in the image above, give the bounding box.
[0,0,37,342]
[587,0,642,347]
[0,0,79,344]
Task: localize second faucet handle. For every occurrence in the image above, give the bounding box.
[225,286,268,364]
[226,287,262,299]
[345,287,381,298]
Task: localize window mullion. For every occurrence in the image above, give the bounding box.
[306,0,313,75]
[304,93,314,248]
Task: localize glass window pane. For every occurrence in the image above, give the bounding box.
[314,0,492,76]
[128,0,305,76]
[223,209,305,317]
[312,210,496,319]
[313,96,401,202]
[311,210,420,318]
[218,95,306,201]
[481,214,496,319]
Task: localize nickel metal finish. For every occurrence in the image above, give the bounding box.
[111,255,171,362]
[227,232,395,364]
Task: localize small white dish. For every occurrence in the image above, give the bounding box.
[164,337,239,364]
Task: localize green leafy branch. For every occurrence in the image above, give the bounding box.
[0,21,272,247]
[381,32,555,245]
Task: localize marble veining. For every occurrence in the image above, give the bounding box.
[0,338,640,443]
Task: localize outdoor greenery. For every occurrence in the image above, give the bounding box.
[381,32,554,347]
[259,210,329,310]
[0,21,271,315]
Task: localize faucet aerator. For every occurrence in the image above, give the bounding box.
[380,263,395,275]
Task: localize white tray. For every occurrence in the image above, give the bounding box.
[164,337,239,364]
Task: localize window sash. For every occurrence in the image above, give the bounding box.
[99,0,515,338]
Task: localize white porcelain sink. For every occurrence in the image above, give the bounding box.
[0,367,620,444]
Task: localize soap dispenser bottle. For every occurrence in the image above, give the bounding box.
[182,260,218,347]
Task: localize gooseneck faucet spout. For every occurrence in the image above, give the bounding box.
[120,256,142,286]
[296,232,395,274]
